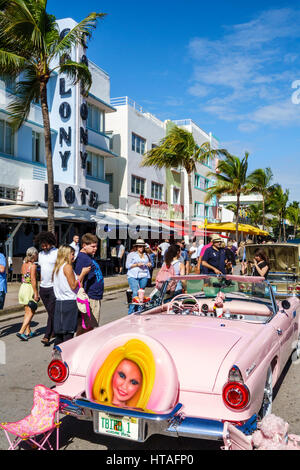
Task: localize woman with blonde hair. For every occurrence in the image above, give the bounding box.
[52,245,91,346]
[17,247,39,341]
[92,339,156,411]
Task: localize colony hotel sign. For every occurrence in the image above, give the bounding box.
[47,22,99,209]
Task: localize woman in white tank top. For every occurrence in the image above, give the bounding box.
[52,245,91,346]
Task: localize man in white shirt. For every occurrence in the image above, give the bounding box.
[158,239,170,263]
[70,235,80,260]
[35,231,58,346]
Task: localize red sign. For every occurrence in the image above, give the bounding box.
[140,195,168,211]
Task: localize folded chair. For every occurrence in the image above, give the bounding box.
[222,421,254,450]
[1,384,60,450]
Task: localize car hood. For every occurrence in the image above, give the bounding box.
[246,244,300,275]
[60,315,258,393]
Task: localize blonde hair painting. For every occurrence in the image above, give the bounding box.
[92,339,156,411]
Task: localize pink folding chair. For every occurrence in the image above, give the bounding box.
[222,421,254,450]
[1,384,60,450]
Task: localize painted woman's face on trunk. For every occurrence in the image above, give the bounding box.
[112,359,142,406]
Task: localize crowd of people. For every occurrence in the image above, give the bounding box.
[0,231,273,340]
[124,235,272,314]
[15,232,104,346]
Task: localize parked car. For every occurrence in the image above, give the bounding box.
[47,275,300,443]
[245,243,300,297]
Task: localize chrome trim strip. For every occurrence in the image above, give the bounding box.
[74,397,182,420]
[59,397,224,441]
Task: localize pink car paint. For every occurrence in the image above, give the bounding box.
[48,276,300,442]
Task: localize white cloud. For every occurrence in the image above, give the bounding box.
[251,99,300,126]
[187,7,300,128]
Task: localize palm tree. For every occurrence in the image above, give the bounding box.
[205,152,251,241]
[287,202,300,239]
[268,185,289,241]
[247,167,273,231]
[141,125,228,233]
[246,203,264,227]
[0,0,105,233]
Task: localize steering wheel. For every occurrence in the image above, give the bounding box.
[167,294,201,316]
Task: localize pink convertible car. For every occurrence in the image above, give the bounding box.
[47,275,300,442]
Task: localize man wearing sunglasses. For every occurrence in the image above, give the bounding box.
[201,235,226,275]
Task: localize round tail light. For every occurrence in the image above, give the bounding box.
[222,381,250,410]
[48,360,68,383]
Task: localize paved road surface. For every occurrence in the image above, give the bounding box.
[0,288,300,450]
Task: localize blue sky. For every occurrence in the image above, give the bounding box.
[50,0,300,202]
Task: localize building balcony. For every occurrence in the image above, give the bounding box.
[86,128,117,158]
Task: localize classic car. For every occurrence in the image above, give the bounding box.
[245,243,300,297]
[47,275,300,443]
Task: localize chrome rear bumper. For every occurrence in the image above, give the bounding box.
[60,396,224,442]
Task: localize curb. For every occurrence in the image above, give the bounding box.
[0,282,130,322]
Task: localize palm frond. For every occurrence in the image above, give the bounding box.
[58,60,92,96]
[0,49,29,75]
[6,66,40,129]
[50,12,105,59]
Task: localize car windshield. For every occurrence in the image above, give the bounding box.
[140,275,275,316]
[184,275,273,304]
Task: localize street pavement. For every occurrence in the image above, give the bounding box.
[0,270,300,450]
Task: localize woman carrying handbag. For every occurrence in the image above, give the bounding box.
[52,245,91,346]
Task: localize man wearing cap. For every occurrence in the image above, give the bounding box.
[201,235,226,275]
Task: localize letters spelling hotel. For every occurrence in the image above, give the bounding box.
[0,18,220,261]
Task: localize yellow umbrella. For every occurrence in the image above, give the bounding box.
[198,222,269,236]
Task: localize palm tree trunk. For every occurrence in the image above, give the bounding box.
[283,218,286,242]
[278,216,282,242]
[187,172,193,240]
[40,80,55,234]
[236,193,240,242]
[262,196,265,231]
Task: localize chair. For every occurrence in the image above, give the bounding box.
[222,421,253,450]
[1,384,60,450]
[11,257,23,282]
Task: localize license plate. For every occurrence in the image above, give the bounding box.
[94,412,140,441]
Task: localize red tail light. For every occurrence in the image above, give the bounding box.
[222,381,250,410]
[48,360,68,383]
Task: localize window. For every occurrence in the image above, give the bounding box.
[132,133,146,154]
[172,186,180,204]
[0,185,18,201]
[1,75,15,92]
[205,205,214,219]
[86,152,104,179]
[151,182,163,200]
[87,104,105,133]
[195,174,209,190]
[194,202,204,218]
[32,130,43,163]
[131,175,145,195]
[105,173,113,193]
[0,119,14,155]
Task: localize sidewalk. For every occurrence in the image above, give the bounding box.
[0,269,159,318]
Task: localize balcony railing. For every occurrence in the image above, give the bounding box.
[110,97,165,129]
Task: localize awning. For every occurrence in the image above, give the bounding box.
[197,221,269,236]
[95,209,172,238]
[160,220,228,238]
[0,204,98,223]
